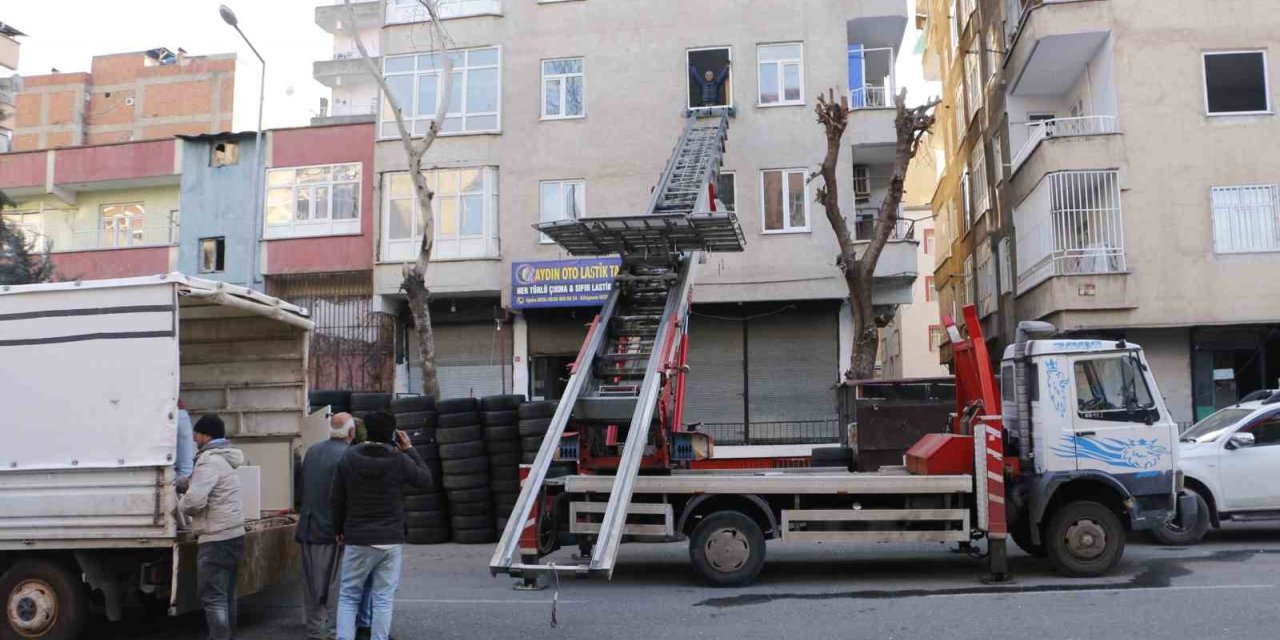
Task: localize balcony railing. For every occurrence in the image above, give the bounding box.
[848,45,897,110]
[1015,170,1125,292]
[333,49,379,61]
[326,101,378,117]
[1011,115,1118,173]
[850,86,890,109]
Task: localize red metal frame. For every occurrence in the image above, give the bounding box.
[944,305,1008,537]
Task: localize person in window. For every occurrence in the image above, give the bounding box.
[689,62,731,107]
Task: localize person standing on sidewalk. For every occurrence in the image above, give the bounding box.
[177,414,246,640]
[297,412,356,640]
[331,411,434,640]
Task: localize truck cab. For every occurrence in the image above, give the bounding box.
[1000,328,1182,573]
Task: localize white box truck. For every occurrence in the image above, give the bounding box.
[0,274,314,640]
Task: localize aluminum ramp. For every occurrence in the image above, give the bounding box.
[490,110,739,579]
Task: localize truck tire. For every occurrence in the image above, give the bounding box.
[484,425,519,442]
[451,514,494,530]
[1045,501,1125,577]
[0,559,88,640]
[395,411,437,430]
[688,511,767,587]
[442,456,489,475]
[350,392,392,411]
[489,453,521,469]
[521,435,549,452]
[438,441,486,460]
[404,494,445,512]
[1151,488,1210,546]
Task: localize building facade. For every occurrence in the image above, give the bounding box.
[0,22,23,152]
[923,0,1280,423]
[348,0,918,437]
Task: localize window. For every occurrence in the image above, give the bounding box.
[959,172,972,231]
[853,165,871,202]
[952,83,966,144]
[1239,414,1280,446]
[998,236,1014,295]
[985,28,1000,87]
[1211,184,1280,254]
[542,58,584,119]
[757,43,803,106]
[539,179,584,243]
[1073,357,1157,423]
[991,131,1005,185]
[925,275,936,302]
[716,172,737,213]
[964,53,983,118]
[688,47,732,109]
[970,143,988,217]
[976,241,997,317]
[929,325,946,352]
[948,0,959,55]
[385,0,501,24]
[211,140,239,167]
[100,204,145,248]
[1,210,42,242]
[382,167,499,262]
[962,254,974,309]
[923,228,936,255]
[264,163,361,239]
[199,237,225,273]
[761,168,809,233]
[382,46,500,137]
[1203,51,1271,115]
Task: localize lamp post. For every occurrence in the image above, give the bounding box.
[219,4,265,288]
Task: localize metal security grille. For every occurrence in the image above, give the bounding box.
[266,272,393,392]
[1015,170,1125,291]
[1212,184,1280,254]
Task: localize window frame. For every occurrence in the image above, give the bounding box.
[98,202,146,249]
[687,46,734,112]
[923,228,936,255]
[929,324,945,352]
[759,168,811,234]
[1210,183,1280,254]
[756,42,805,107]
[198,237,226,274]
[541,57,585,120]
[381,166,500,263]
[263,162,363,239]
[925,274,936,302]
[538,178,586,244]
[1072,356,1158,424]
[1202,50,1272,117]
[853,165,871,202]
[380,46,503,138]
[716,171,737,213]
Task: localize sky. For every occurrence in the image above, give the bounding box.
[4,0,331,129]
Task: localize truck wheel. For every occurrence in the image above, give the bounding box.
[688,511,766,587]
[1,559,87,640]
[1151,488,1210,546]
[1009,518,1047,557]
[1046,501,1125,577]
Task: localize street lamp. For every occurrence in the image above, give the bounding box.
[219,4,266,288]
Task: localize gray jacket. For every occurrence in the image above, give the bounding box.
[178,440,246,543]
[296,438,349,544]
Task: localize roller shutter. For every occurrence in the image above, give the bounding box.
[746,307,838,423]
[407,321,511,398]
[682,314,745,428]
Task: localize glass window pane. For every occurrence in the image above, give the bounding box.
[266,188,292,225]
[763,171,783,230]
[437,170,459,196]
[295,188,311,220]
[389,198,413,239]
[297,166,330,184]
[416,53,441,71]
[760,44,801,62]
[716,173,736,212]
[448,71,463,113]
[461,194,484,235]
[565,183,583,220]
[447,52,466,67]
[467,68,498,113]
[466,114,498,131]
[783,63,801,101]
[437,197,458,237]
[759,63,779,104]
[544,58,581,75]
[544,77,562,116]
[1205,52,1269,113]
[788,172,806,227]
[384,55,415,73]
[442,116,464,133]
[386,74,414,115]
[417,73,438,117]
[458,168,483,193]
[540,182,561,223]
[314,186,330,219]
[333,164,360,182]
[390,173,413,197]
[565,76,583,116]
[267,169,294,187]
[469,47,499,67]
[333,183,359,220]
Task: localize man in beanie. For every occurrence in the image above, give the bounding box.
[178,414,247,640]
[332,411,433,640]
[296,412,356,640]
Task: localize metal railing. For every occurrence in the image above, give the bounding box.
[327,101,378,117]
[692,420,841,446]
[1015,170,1125,292]
[1011,115,1118,172]
[332,49,379,60]
[850,85,891,109]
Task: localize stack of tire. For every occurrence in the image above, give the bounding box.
[350,392,392,433]
[436,398,495,544]
[393,396,448,545]
[308,390,351,416]
[479,395,525,532]
[518,400,559,464]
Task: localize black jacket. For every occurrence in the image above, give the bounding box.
[296,438,349,544]
[331,442,434,546]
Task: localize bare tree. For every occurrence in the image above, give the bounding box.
[811,89,939,382]
[344,0,454,397]
[0,190,57,285]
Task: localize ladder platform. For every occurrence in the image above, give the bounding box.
[535,213,745,257]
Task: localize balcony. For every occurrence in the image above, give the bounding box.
[1006,0,1111,97]
[314,52,379,89]
[1014,169,1125,294]
[315,0,381,34]
[1011,115,1117,173]
[311,99,379,126]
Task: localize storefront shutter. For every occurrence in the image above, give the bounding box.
[682,314,746,430]
[746,306,839,424]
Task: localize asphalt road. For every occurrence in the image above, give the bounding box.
[99,523,1280,640]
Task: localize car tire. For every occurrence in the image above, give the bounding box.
[438,441,486,460]
[1046,500,1125,577]
[442,472,490,491]
[451,514,494,530]
[489,453,521,469]
[518,401,558,420]
[518,419,553,436]
[809,446,853,468]
[405,512,447,528]
[437,412,480,429]
[688,511,767,588]
[521,435,549,452]
[0,559,89,640]
[484,425,519,441]
[520,452,538,464]
[480,395,526,412]
[449,501,492,517]
[1151,488,1211,546]
[309,390,351,408]
[447,488,492,504]
[394,411,437,430]
[452,528,497,545]
[390,395,436,413]
[404,494,445,512]
[350,392,392,411]
[484,438,520,454]
[442,456,489,475]
[436,398,480,414]
[481,410,520,426]
[407,429,437,448]
[491,478,521,493]
[436,426,483,445]
[406,527,450,545]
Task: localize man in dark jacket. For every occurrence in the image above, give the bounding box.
[297,412,355,640]
[332,411,433,640]
[689,62,730,107]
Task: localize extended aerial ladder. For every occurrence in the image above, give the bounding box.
[490,109,743,580]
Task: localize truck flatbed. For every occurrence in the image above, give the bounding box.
[564,468,972,495]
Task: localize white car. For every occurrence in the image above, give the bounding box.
[1154,390,1280,545]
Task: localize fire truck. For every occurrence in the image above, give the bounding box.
[490,109,1191,587]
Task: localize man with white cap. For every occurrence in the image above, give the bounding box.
[296,412,356,640]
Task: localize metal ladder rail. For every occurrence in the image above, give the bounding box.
[652,115,729,216]
[640,116,701,218]
[489,287,623,575]
[589,253,698,577]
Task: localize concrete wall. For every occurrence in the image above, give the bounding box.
[177,135,260,287]
[1128,327,1193,425]
[371,0,910,309]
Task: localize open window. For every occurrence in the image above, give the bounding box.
[199,237,225,274]
[687,47,732,110]
[211,140,240,167]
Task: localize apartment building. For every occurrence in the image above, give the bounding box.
[9,48,250,152]
[313,0,383,124]
[0,22,23,152]
[923,0,1280,423]
[341,0,919,436]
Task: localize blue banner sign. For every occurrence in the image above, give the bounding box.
[511,257,622,309]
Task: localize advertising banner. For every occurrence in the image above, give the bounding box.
[511,257,621,309]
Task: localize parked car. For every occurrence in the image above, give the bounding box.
[1154,390,1280,545]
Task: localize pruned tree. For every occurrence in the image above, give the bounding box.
[0,190,57,286]
[811,89,939,382]
[344,0,454,398]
